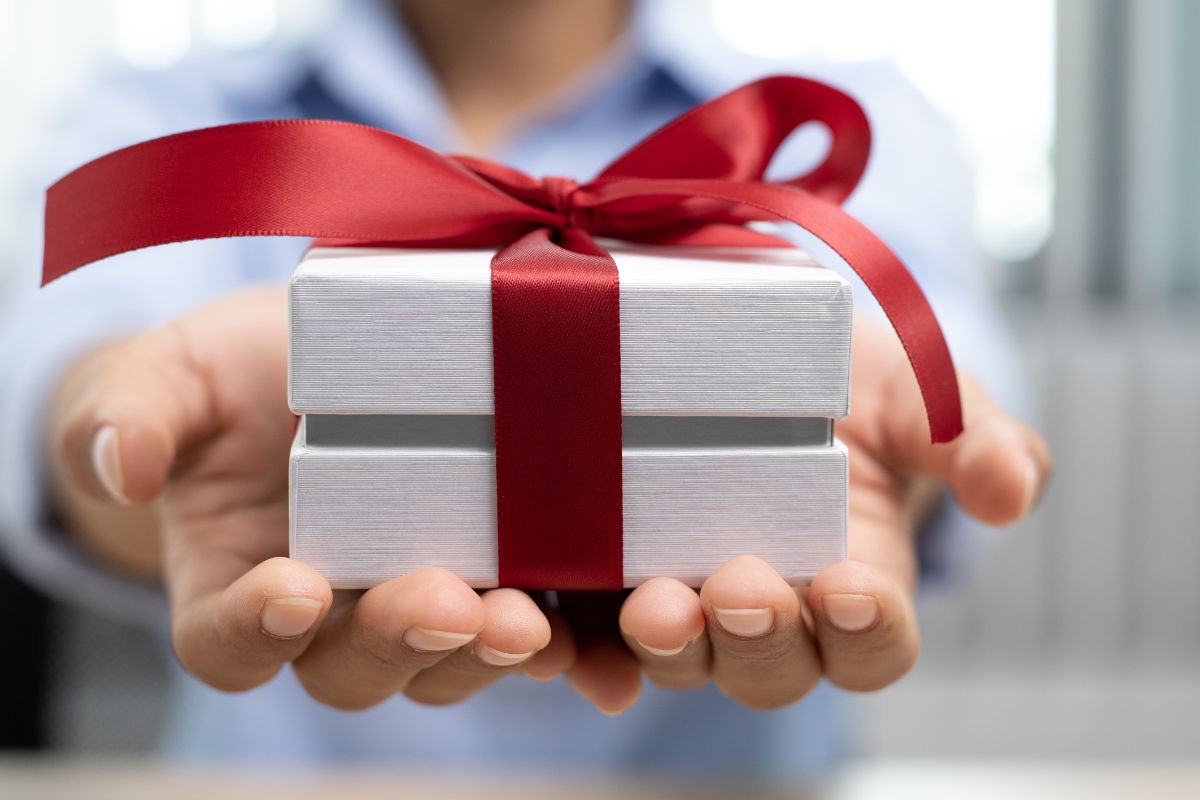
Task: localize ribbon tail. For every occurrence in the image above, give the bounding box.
[42,120,559,285]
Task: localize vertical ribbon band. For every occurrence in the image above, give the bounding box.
[492,229,623,589]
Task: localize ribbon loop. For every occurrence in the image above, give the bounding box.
[597,75,870,203]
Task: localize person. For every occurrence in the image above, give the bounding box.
[0,0,1050,780]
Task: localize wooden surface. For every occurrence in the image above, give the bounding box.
[2,759,1198,800]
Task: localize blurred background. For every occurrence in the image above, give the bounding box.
[1,0,1198,785]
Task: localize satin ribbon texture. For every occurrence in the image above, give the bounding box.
[43,75,963,590]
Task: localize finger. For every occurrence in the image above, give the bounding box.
[564,640,642,716]
[619,578,710,690]
[54,324,215,505]
[524,607,577,681]
[170,556,332,692]
[559,591,643,715]
[699,556,821,710]
[883,368,1053,525]
[291,568,484,710]
[807,557,919,692]
[404,589,552,705]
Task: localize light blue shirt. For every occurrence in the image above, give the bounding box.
[0,0,1023,781]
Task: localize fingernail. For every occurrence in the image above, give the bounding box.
[260,597,323,639]
[823,594,879,633]
[475,642,534,666]
[713,607,774,638]
[92,425,129,504]
[403,627,476,653]
[635,639,687,657]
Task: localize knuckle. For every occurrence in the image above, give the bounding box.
[403,683,469,707]
[720,670,820,711]
[348,603,419,670]
[829,646,918,693]
[350,616,450,674]
[829,616,918,660]
[223,606,281,661]
[170,597,305,693]
[294,670,386,711]
[167,619,204,677]
[646,671,709,691]
[169,623,276,693]
[354,627,415,672]
[829,667,904,693]
[717,636,796,664]
[737,692,802,711]
[168,629,209,684]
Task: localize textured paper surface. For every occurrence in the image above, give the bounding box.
[289,245,852,417]
[290,417,847,588]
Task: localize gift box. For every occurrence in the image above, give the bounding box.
[288,244,852,589]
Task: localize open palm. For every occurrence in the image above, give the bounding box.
[52,286,1049,712]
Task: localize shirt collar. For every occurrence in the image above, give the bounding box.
[305,0,454,144]
[301,0,731,151]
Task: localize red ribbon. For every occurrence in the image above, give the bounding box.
[42,75,963,590]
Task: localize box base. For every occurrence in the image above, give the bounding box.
[290,417,847,589]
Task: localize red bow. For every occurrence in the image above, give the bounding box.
[43,75,962,589]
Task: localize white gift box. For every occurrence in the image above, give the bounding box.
[288,245,852,588]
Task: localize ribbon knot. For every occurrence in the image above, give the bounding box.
[540,175,581,228]
[42,75,965,590]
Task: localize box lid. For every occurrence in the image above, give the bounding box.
[289,244,851,416]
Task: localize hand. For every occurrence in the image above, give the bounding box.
[48,287,577,709]
[573,314,1053,711]
[49,288,1050,715]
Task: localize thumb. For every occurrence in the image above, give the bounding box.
[55,324,214,506]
